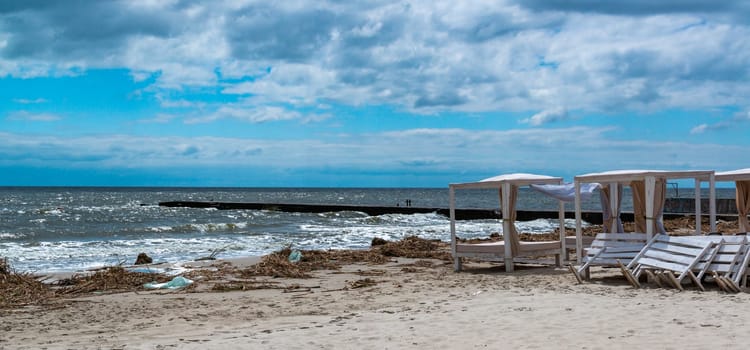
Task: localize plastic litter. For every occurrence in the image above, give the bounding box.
[126,267,165,274]
[288,250,302,263]
[144,276,194,290]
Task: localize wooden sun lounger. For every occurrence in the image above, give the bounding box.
[453,240,562,271]
[693,236,750,292]
[569,233,648,283]
[619,234,714,291]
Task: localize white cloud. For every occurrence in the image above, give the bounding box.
[522,108,569,126]
[138,113,176,124]
[690,110,750,134]
[185,105,318,124]
[690,124,708,134]
[6,111,61,122]
[1,1,748,116]
[13,98,48,104]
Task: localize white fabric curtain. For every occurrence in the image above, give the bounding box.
[599,184,624,233]
[529,183,600,202]
[631,180,667,234]
[737,180,750,232]
[499,186,521,255]
[654,179,667,234]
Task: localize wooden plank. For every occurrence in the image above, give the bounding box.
[594,233,648,240]
[701,253,744,263]
[590,240,648,247]
[637,257,690,272]
[644,269,662,288]
[654,235,714,247]
[592,258,636,265]
[712,271,729,292]
[619,261,640,288]
[590,244,647,253]
[656,271,674,288]
[641,251,697,266]
[686,271,705,291]
[722,276,740,293]
[568,265,583,284]
[648,242,709,257]
[598,252,639,259]
[666,272,684,291]
[693,262,733,273]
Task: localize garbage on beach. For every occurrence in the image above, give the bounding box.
[143,276,194,290]
[126,267,166,274]
[288,250,302,263]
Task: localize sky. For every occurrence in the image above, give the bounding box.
[1,0,749,187]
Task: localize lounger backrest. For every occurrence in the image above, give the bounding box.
[694,236,747,273]
[630,234,713,281]
[583,233,648,266]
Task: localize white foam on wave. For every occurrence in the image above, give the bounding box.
[0,232,25,239]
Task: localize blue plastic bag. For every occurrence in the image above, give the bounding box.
[288,250,302,263]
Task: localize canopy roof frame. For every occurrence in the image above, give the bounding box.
[716,168,750,182]
[572,170,716,264]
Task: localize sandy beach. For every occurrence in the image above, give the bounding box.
[3,251,750,350]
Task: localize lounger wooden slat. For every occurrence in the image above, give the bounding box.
[587,244,648,253]
[641,250,704,266]
[647,242,708,257]
[597,252,640,259]
[635,258,693,276]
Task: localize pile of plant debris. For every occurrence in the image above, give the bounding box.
[239,236,450,279]
[1,258,53,309]
[54,267,173,295]
[240,247,389,279]
[373,236,451,260]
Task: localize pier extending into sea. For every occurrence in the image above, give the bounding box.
[158,198,740,224]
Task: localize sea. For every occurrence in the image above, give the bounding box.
[0,186,736,273]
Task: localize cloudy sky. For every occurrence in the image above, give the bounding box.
[1,0,749,187]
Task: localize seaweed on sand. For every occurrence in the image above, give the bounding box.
[0,258,54,308]
[239,236,451,278]
[55,266,173,295]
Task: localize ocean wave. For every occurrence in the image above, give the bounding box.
[146,222,249,234]
[0,232,26,240]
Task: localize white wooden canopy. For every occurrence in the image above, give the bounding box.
[450,173,564,189]
[716,168,750,181]
[449,173,566,272]
[572,170,717,263]
[716,168,750,232]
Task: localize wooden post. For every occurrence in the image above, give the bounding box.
[645,176,655,240]
[449,185,461,271]
[695,178,701,235]
[502,182,514,272]
[574,180,583,264]
[709,173,717,233]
